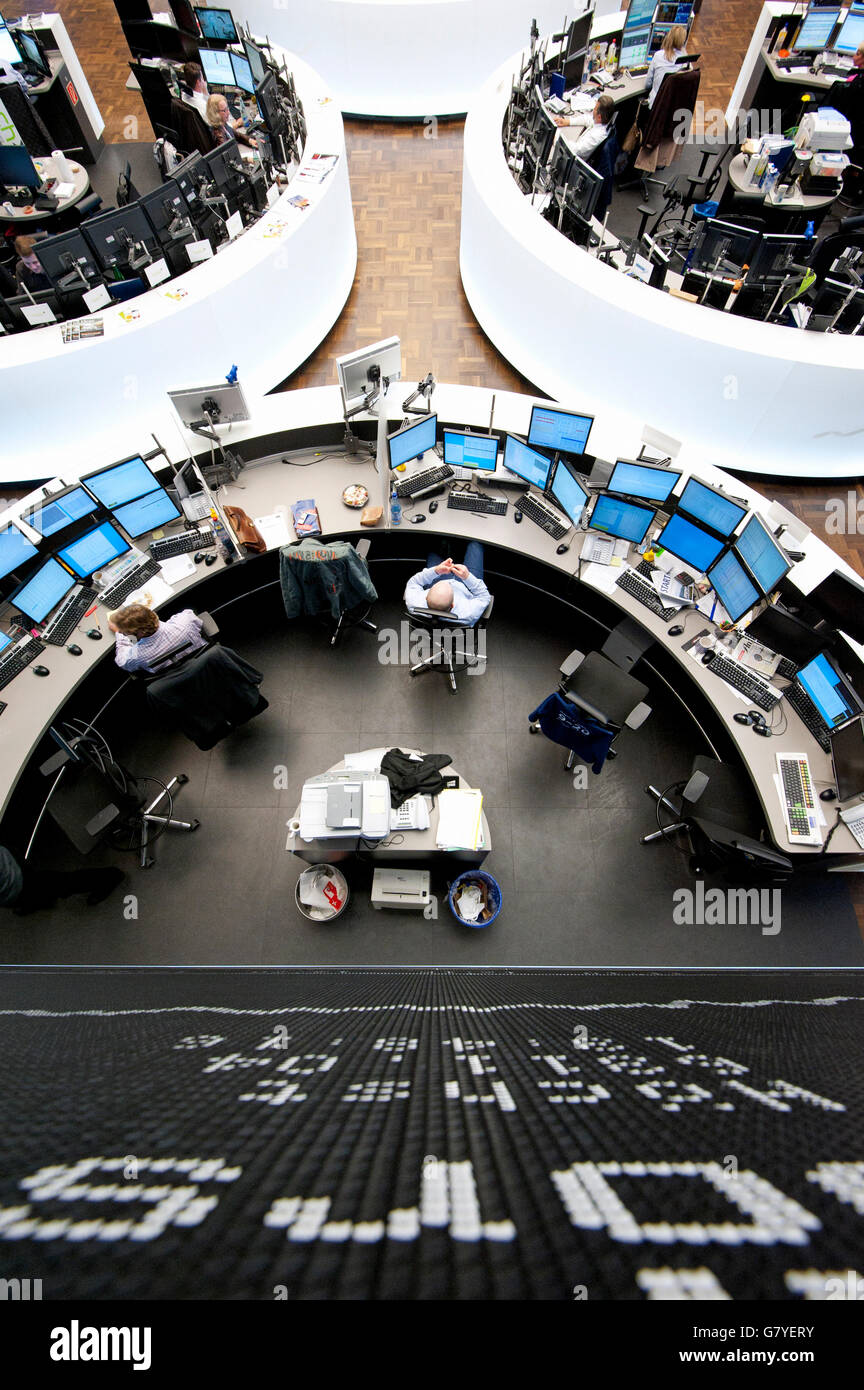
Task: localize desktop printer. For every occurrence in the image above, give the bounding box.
[298,769,391,841]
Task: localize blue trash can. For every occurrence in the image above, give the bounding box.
[448,870,502,927]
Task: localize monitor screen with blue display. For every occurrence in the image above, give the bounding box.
[193,6,237,42]
[793,6,840,50]
[442,430,498,472]
[621,27,651,66]
[625,0,657,28]
[656,513,725,572]
[387,414,438,470]
[549,459,589,525]
[82,457,160,508]
[199,46,234,86]
[527,405,593,457]
[676,477,747,538]
[242,38,267,85]
[835,4,864,52]
[0,22,19,65]
[12,557,76,623]
[589,494,656,544]
[607,460,682,504]
[111,490,182,539]
[0,631,12,657]
[796,652,861,729]
[707,549,761,625]
[229,51,255,93]
[0,143,41,190]
[502,435,553,491]
[0,523,38,583]
[22,487,99,539]
[734,514,791,595]
[57,522,131,579]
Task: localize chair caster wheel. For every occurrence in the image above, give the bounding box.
[142,858,155,870]
[607,749,617,761]
[177,774,189,785]
[190,819,201,830]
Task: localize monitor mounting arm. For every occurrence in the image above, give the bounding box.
[402,371,435,416]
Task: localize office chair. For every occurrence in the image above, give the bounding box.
[406,596,494,693]
[641,754,793,883]
[74,193,103,221]
[529,647,651,774]
[589,126,619,221]
[117,160,140,207]
[327,538,378,646]
[134,612,221,682]
[279,538,379,647]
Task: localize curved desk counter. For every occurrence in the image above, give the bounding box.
[0,47,356,484]
[1,382,862,865]
[460,54,864,480]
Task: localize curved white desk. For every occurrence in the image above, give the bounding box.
[460,53,864,480]
[0,47,356,484]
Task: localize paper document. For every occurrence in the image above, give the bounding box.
[343,748,386,772]
[436,788,484,850]
[651,571,693,605]
[157,554,197,585]
[124,573,173,609]
[254,512,292,550]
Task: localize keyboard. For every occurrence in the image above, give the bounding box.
[705,652,781,712]
[615,568,679,623]
[840,803,864,850]
[776,656,799,681]
[447,490,508,517]
[150,530,216,561]
[517,493,570,540]
[42,586,98,647]
[776,753,821,846]
[783,682,832,754]
[0,637,46,691]
[394,463,454,498]
[100,557,161,611]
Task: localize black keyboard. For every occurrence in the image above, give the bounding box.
[705,653,781,712]
[615,568,679,622]
[395,464,454,498]
[776,655,799,681]
[100,558,161,611]
[784,682,832,753]
[518,494,569,540]
[42,586,98,646]
[0,637,45,691]
[447,491,508,517]
[150,530,216,561]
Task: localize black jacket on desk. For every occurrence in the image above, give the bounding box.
[279,539,378,621]
[146,645,267,750]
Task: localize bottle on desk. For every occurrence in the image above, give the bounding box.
[390,491,402,526]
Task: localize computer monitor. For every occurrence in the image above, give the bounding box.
[706,549,762,625]
[834,3,864,53]
[747,603,825,668]
[692,219,762,277]
[0,288,63,332]
[198,45,234,86]
[255,71,285,136]
[795,651,862,730]
[567,9,594,61]
[20,486,99,539]
[0,522,38,582]
[82,456,160,508]
[193,6,237,44]
[336,337,402,413]
[734,514,791,595]
[230,51,254,95]
[805,569,864,645]
[13,28,50,77]
[82,205,158,273]
[527,404,593,457]
[655,513,725,573]
[11,557,76,624]
[387,414,438,470]
[589,494,656,544]
[139,180,194,244]
[57,522,131,580]
[549,459,589,525]
[607,459,681,504]
[32,229,102,291]
[793,5,841,51]
[676,477,748,538]
[172,150,208,211]
[168,380,251,427]
[831,716,864,802]
[528,106,557,167]
[242,37,267,86]
[441,430,498,472]
[111,490,182,539]
[0,143,41,191]
[0,21,19,65]
[620,25,652,68]
[502,435,553,491]
[202,144,245,195]
[565,156,604,223]
[624,0,656,27]
[745,233,811,285]
[169,0,200,34]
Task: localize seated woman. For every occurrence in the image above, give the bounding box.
[109,604,207,674]
[205,93,257,150]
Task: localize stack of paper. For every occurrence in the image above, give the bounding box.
[436,789,484,850]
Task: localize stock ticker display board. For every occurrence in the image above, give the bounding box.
[0,969,862,1301]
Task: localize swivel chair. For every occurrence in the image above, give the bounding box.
[529,647,651,774]
[328,538,378,647]
[406,596,494,693]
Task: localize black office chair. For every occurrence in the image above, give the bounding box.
[135,611,221,682]
[589,126,619,221]
[406,596,494,693]
[529,647,651,773]
[642,754,793,883]
[116,160,140,207]
[73,193,104,221]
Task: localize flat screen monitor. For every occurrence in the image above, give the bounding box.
[589,494,656,544]
[198,45,233,86]
[747,603,825,668]
[168,380,251,426]
[0,631,13,657]
[835,4,864,53]
[82,205,157,271]
[387,414,437,470]
[21,486,99,539]
[676,477,748,538]
[527,404,593,457]
[0,21,19,65]
[607,459,681,503]
[112,490,182,539]
[795,651,862,730]
[502,435,553,491]
[549,459,589,525]
[620,26,651,67]
[625,0,656,27]
[567,10,594,60]
[655,513,725,573]
[706,549,762,625]
[805,569,864,644]
[11,557,76,623]
[335,337,402,413]
[169,0,200,34]
[734,514,791,595]
[82,457,160,508]
[57,522,131,580]
[193,6,237,43]
[0,522,38,582]
[229,51,254,94]
[746,233,810,285]
[139,180,192,239]
[202,144,244,193]
[13,28,50,76]
[793,6,841,50]
[254,71,284,135]
[32,229,102,288]
[831,715,864,802]
[242,37,267,86]
[442,430,498,472]
[0,143,41,190]
[692,218,761,276]
[565,155,604,222]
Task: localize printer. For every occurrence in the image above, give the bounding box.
[298,769,391,842]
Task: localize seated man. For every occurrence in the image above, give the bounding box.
[403,543,491,627]
[109,603,207,674]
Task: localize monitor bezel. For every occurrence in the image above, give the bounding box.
[527,403,594,458]
[386,413,439,471]
[19,485,100,540]
[675,476,748,539]
[502,434,554,491]
[192,4,237,44]
[56,521,133,580]
[795,650,864,731]
[10,556,77,623]
[733,513,792,596]
[111,490,183,540]
[81,455,162,509]
[655,512,726,573]
[705,548,762,625]
[607,458,682,504]
[548,456,590,525]
[588,493,657,545]
[830,714,864,803]
[441,429,499,473]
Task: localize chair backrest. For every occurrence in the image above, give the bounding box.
[137,612,219,683]
[170,97,216,157]
[588,128,619,219]
[529,691,617,774]
[406,595,494,630]
[643,67,700,148]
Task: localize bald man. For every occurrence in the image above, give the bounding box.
[404,544,491,626]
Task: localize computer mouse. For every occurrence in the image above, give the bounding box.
[204,553,218,566]
[668,624,684,637]
[194,551,205,564]
[514,510,523,524]
[33,665,49,676]
[410,514,426,525]
[701,651,714,664]
[753,722,772,737]
[428,500,438,514]
[556,543,569,555]
[67,644,82,656]
[86,628,102,640]
[733,712,752,725]
[748,711,764,724]
[820,788,837,802]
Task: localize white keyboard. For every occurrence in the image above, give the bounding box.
[776,753,822,847]
[840,804,864,850]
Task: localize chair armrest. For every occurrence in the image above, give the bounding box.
[199,611,219,642]
[559,648,585,680]
[355,538,371,561]
[479,595,494,622]
[625,701,651,731]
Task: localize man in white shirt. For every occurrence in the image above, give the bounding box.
[553,94,615,161]
[178,61,209,120]
[404,546,491,627]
